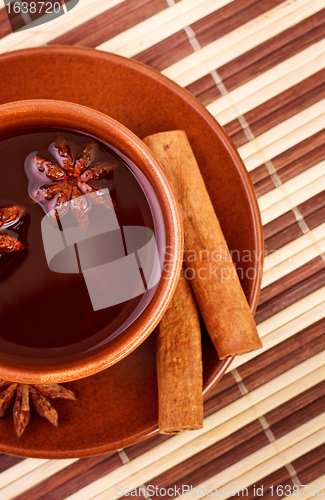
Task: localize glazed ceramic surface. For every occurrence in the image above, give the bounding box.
[0,46,263,458]
[0,99,183,384]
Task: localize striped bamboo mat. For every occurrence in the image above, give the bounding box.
[0,0,324,498]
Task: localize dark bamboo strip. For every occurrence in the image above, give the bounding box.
[11,454,114,500]
[194,86,223,108]
[232,468,292,499]
[247,70,325,133]
[230,78,325,149]
[252,478,294,500]
[133,0,283,72]
[252,129,325,185]
[265,223,303,255]
[49,0,167,47]
[263,207,325,257]
[262,190,325,241]
[272,129,325,173]
[254,141,325,197]
[243,335,325,395]
[229,129,248,148]
[254,177,277,198]
[186,74,221,103]
[13,453,123,500]
[225,70,325,144]
[0,454,24,474]
[192,0,285,49]
[237,317,325,381]
[293,443,325,479]
[5,12,25,32]
[221,120,250,148]
[266,380,325,431]
[0,7,8,24]
[27,0,65,22]
[270,395,325,441]
[263,194,325,243]
[305,207,325,231]
[0,29,7,43]
[278,143,325,188]
[263,211,297,240]
[258,257,324,305]
[277,141,325,184]
[255,268,325,324]
[293,445,325,488]
[299,458,325,486]
[205,372,239,400]
[0,9,12,39]
[223,119,242,137]
[238,327,325,391]
[249,164,270,185]
[299,191,325,219]
[219,13,325,91]
[144,422,268,498]
[186,10,325,106]
[204,385,242,419]
[133,32,194,72]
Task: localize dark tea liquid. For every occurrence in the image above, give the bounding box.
[0,130,164,366]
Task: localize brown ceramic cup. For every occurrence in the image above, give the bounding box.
[0,100,183,384]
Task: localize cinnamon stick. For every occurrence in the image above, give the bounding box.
[156,268,203,434]
[144,131,262,359]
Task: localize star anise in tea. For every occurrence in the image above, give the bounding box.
[0,206,27,254]
[25,135,118,230]
[0,380,77,438]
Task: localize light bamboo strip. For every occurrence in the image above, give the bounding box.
[206,40,325,125]
[264,237,325,284]
[98,0,234,56]
[0,459,77,500]
[87,412,325,499]
[230,300,325,371]
[261,176,325,225]
[0,458,48,489]
[161,0,323,87]
[248,351,325,407]
[64,354,325,500]
[286,474,325,499]
[264,237,325,290]
[0,0,125,54]
[258,162,325,212]
[239,108,325,172]
[263,222,325,272]
[256,364,325,416]
[255,287,325,339]
[194,425,325,500]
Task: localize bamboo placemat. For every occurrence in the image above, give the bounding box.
[0,0,324,498]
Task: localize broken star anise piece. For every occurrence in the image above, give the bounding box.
[0,379,77,438]
[0,206,27,254]
[25,134,118,231]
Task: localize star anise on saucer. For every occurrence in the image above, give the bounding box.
[0,206,27,254]
[25,134,118,230]
[0,380,77,438]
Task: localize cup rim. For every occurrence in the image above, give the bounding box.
[0,99,183,384]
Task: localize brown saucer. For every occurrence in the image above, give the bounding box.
[0,46,263,458]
